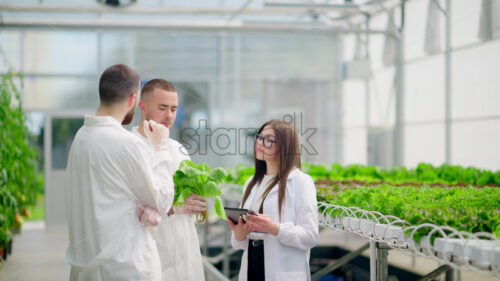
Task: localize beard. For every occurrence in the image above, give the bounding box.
[121,110,134,125]
[122,100,138,125]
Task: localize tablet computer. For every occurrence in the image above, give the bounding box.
[224,207,255,224]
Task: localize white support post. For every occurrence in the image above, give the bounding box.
[445,0,452,164]
[393,0,405,167]
[365,14,371,165]
[370,241,377,281]
[375,242,390,281]
[333,37,344,164]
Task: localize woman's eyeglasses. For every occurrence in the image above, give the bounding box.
[255,134,277,148]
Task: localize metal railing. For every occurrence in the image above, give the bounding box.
[317,202,500,278]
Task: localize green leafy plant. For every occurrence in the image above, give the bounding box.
[227,162,500,243]
[173,160,230,221]
[225,164,255,186]
[318,184,500,242]
[299,162,498,186]
[0,72,41,249]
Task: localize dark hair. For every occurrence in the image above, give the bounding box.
[99,64,140,105]
[141,79,177,101]
[241,119,301,220]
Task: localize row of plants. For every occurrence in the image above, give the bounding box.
[225,164,256,186]
[0,72,41,264]
[303,162,500,186]
[317,184,500,242]
[226,162,500,187]
[225,162,500,242]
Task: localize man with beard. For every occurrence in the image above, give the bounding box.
[131,79,206,281]
[65,64,175,281]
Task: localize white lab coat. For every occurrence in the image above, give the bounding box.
[132,127,205,281]
[231,168,319,281]
[65,115,175,281]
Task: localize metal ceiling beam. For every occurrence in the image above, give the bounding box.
[227,0,254,21]
[0,4,289,15]
[264,1,360,10]
[344,0,405,25]
[0,18,393,35]
[0,1,408,23]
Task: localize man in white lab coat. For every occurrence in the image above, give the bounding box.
[65,64,175,281]
[131,79,206,281]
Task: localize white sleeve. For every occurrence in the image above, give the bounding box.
[124,141,176,217]
[276,175,319,251]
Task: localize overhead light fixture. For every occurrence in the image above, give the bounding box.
[96,0,137,8]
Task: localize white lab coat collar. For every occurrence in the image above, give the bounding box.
[84,114,122,127]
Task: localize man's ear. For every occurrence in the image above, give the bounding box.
[128,93,137,107]
[139,100,146,114]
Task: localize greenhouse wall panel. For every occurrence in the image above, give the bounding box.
[403,0,430,61]
[404,55,445,123]
[452,40,500,119]
[452,119,500,170]
[366,11,388,69]
[367,67,395,127]
[343,127,367,165]
[451,0,483,48]
[23,77,97,111]
[0,31,21,73]
[342,35,357,62]
[100,33,139,72]
[404,122,445,168]
[24,32,97,75]
[342,80,367,127]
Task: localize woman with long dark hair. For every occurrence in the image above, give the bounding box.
[228,119,319,281]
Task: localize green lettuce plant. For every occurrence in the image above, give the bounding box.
[173,160,229,220]
[318,184,500,242]
[225,164,255,186]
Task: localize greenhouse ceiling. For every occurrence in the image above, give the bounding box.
[0,0,401,33]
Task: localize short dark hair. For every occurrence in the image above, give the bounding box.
[99,64,140,105]
[141,79,177,101]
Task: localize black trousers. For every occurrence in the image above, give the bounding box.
[247,239,265,281]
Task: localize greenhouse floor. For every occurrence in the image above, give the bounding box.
[0,221,69,281]
[0,222,498,281]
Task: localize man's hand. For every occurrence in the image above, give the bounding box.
[228,217,252,241]
[137,204,162,227]
[143,120,169,151]
[173,194,207,215]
